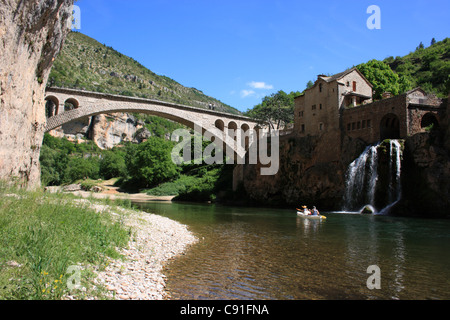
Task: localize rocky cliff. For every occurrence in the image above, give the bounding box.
[398,95,450,217]
[49,113,146,149]
[0,0,73,187]
[242,132,366,211]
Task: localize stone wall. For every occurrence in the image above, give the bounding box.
[341,94,408,144]
[0,0,73,187]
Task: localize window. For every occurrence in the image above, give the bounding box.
[357,122,361,130]
[312,105,316,110]
[319,84,323,93]
[347,124,351,131]
[353,81,357,91]
[301,124,305,133]
[367,120,372,128]
[319,123,324,131]
[320,104,323,110]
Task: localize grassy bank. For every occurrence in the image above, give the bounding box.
[0,185,131,300]
[144,164,235,202]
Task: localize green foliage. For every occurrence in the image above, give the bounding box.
[384,37,450,97]
[145,175,198,196]
[123,138,180,189]
[244,90,301,128]
[174,166,229,202]
[40,133,122,186]
[0,188,130,300]
[357,60,412,100]
[99,150,126,180]
[64,157,100,183]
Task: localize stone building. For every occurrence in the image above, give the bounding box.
[294,68,445,145]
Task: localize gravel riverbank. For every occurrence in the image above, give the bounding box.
[71,199,198,300]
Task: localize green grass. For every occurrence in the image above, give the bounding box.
[0,185,131,300]
[143,165,233,203]
[145,175,198,196]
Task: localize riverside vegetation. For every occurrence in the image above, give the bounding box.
[40,131,235,203]
[0,185,130,299]
[0,184,197,300]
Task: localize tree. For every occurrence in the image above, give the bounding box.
[357,60,412,100]
[64,157,100,183]
[125,137,180,188]
[245,90,301,130]
[431,38,436,46]
[99,150,126,180]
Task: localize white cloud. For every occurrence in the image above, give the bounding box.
[248,81,274,90]
[240,89,256,98]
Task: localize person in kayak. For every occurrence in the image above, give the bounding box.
[311,206,320,216]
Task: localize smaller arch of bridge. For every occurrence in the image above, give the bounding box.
[64,98,80,111]
[215,119,225,131]
[45,96,59,118]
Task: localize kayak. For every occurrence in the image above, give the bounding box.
[297,211,327,220]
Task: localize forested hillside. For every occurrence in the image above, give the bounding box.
[385,38,450,97]
[358,38,450,99]
[48,32,240,115]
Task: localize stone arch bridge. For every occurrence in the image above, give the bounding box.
[44,87,261,159]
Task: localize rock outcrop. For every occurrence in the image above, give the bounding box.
[49,112,150,149]
[242,133,361,211]
[0,0,74,187]
[398,95,450,217]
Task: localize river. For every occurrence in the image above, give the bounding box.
[134,201,450,300]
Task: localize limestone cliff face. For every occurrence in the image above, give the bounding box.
[49,113,149,149]
[0,0,73,187]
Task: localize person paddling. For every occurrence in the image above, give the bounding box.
[311,206,320,216]
[302,206,310,215]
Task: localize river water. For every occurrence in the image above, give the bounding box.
[135,201,450,300]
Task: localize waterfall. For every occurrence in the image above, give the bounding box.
[343,140,403,215]
[343,144,380,212]
[379,140,403,215]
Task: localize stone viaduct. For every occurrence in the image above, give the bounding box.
[44,87,261,160]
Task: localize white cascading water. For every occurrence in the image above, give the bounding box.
[379,140,403,215]
[343,144,380,212]
[343,140,403,215]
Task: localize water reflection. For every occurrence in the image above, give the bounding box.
[135,202,450,300]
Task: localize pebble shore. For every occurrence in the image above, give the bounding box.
[71,199,198,300]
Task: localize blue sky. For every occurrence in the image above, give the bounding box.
[73,0,449,112]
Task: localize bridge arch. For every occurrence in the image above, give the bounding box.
[45,96,59,118]
[44,88,261,160]
[215,119,225,131]
[64,98,79,111]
